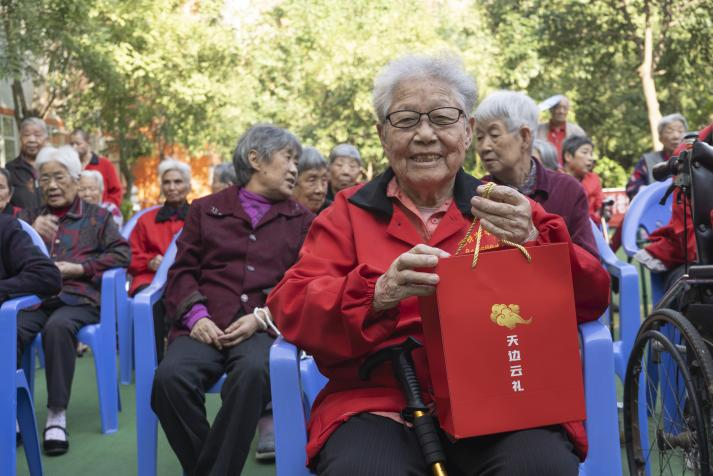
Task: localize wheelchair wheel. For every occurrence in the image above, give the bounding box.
[624,309,713,476]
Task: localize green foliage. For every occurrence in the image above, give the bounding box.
[2,0,711,186]
[593,156,627,189]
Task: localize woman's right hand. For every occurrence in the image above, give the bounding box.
[372,244,450,312]
[190,317,225,349]
[33,214,59,242]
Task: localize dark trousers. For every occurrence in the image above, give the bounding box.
[315,413,579,476]
[151,333,272,476]
[17,302,99,409]
[133,284,168,362]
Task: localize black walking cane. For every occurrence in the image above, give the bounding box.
[359,337,448,476]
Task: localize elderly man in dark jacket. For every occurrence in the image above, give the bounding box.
[0,215,62,361]
[152,125,314,476]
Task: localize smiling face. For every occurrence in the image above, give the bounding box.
[246,147,299,201]
[161,169,190,206]
[38,160,78,208]
[293,167,328,212]
[377,78,473,201]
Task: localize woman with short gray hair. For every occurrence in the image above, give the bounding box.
[152,124,313,475]
[326,143,362,205]
[211,163,237,193]
[475,90,598,257]
[532,139,560,172]
[294,146,328,213]
[270,56,608,475]
[626,112,688,198]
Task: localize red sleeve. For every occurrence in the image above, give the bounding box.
[530,200,611,323]
[128,217,154,276]
[101,159,123,207]
[645,190,696,268]
[267,194,399,364]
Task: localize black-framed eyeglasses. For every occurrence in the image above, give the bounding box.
[385,107,464,129]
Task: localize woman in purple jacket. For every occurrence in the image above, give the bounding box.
[151,124,314,476]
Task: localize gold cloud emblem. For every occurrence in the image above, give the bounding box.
[491,304,532,329]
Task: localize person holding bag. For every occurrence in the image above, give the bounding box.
[268,53,610,475]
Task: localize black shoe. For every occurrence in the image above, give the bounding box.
[43,425,69,456]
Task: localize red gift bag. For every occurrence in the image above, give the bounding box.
[419,212,585,438]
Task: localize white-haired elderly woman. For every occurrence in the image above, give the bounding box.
[475,90,598,257]
[152,125,314,475]
[626,112,688,199]
[78,170,124,227]
[18,145,130,456]
[293,146,329,213]
[268,55,609,475]
[127,159,191,361]
[325,143,362,206]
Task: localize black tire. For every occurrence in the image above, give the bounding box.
[624,309,713,476]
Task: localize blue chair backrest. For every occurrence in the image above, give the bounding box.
[622,179,673,256]
[121,206,161,240]
[18,219,49,256]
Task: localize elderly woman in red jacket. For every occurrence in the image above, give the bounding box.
[128,158,191,360]
[151,124,314,476]
[268,54,610,475]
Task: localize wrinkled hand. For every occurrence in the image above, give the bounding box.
[148,254,164,272]
[33,214,59,242]
[55,261,84,279]
[190,318,225,349]
[470,185,535,244]
[219,314,259,347]
[372,244,450,312]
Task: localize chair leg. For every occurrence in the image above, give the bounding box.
[17,379,43,476]
[90,339,119,434]
[136,372,158,476]
[118,298,134,385]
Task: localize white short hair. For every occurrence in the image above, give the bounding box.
[158,158,191,184]
[474,90,539,135]
[373,53,478,124]
[80,170,105,194]
[35,145,82,179]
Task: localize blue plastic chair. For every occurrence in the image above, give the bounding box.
[117,205,161,385]
[18,220,47,372]
[269,317,622,476]
[18,220,122,434]
[1,295,44,476]
[590,220,641,382]
[621,179,673,306]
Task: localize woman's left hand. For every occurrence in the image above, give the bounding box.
[220,314,260,347]
[470,184,536,244]
[55,261,85,279]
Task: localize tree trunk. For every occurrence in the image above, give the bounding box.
[10,79,29,129]
[639,24,662,150]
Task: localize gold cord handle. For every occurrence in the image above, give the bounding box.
[455,182,531,268]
